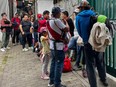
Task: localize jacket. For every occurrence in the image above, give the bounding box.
[11,17,21,30]
[0,19,12,32]
[89,22,112,52]
[75,10,96,43]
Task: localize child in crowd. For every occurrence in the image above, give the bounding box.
[40,27,50,80]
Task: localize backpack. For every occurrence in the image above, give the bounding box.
[63,57,72,72]
[90,15,113,37]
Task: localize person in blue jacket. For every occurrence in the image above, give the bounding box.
[75,1,108,87]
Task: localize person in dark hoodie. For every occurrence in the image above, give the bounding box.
[75,1,108,87]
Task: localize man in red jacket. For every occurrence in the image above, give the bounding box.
[11,13,21,45]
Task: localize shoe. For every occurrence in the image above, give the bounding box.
[100,80,108,86]
[55,84,67,87]
[41,74,49,80]
[33,48,35,52]
[22,48,28,52]
[48,83,54,87]
[46,71,49,76]
[0,48,6,52]
[6,47,11,50]
[28,47,33,50]
[16,43,19,45]
[82,69,87,78]
[13,43,16,46]
[73,65,82,71]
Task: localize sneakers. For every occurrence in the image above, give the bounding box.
[28,47,33,50]
[55,84,67,87]
[6,46,11,50]
[82,69,87,78]
[73,65,82,71]
[22,48,28,52]
[13,43,16,46]
[100,80,108,86]
[48,83,66,87]
[0,48,6,52]
[41,74,49,80]
[48,83,54,87]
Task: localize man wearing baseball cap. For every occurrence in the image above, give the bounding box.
[75,1,108,87]
[47,7,69,87]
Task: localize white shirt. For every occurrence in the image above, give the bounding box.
[48,18,66,50]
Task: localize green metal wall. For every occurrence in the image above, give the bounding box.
[88,0,116,77]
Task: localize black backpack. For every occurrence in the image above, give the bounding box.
[90,15,113,37]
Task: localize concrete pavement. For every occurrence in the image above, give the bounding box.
[0,44,115,87]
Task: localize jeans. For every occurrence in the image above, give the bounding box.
[22,32,32,48]
[1,32,10,48]
[75,46,85,66]
[68,36,78,50]
[84,43,106,87]
[49,50,65,87]
[12,29,20,44]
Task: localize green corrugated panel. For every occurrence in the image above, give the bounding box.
[106,46,110,66]
[114,34,116,69]
[109,44,114,67]
[114,0,116,19]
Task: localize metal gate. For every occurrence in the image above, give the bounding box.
[88,0,116,77]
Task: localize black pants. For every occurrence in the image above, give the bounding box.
[12,30,20,44]
[84,43,106,87]
[22,33,32,48]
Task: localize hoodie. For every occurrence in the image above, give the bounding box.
[75,10,96,43]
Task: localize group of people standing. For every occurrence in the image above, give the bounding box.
[0,0,110,87]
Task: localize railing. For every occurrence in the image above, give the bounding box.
[88,0,116,77]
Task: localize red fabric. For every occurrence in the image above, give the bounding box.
[11,17,21,30]
[37,14,42,19]
[63,57,72,72]
[38,18,47,33]
[63,45,68,52]
[46,21,62,40]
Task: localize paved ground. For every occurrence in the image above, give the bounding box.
[0,43,114,87]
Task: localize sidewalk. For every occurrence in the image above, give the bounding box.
[0,44,114,87]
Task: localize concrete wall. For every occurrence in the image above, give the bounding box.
[54,0,78,16]
[36,0,53,15]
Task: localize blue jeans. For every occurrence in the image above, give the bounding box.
[75,46,85,66]
[68,36,78,50]
[49,50,65,87]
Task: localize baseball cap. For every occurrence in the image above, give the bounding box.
[77,0,90,8]
[37,14,42,19]
[40,27,47,33]
[52,7,61,14]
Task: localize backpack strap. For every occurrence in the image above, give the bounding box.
[46,21,63,41]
